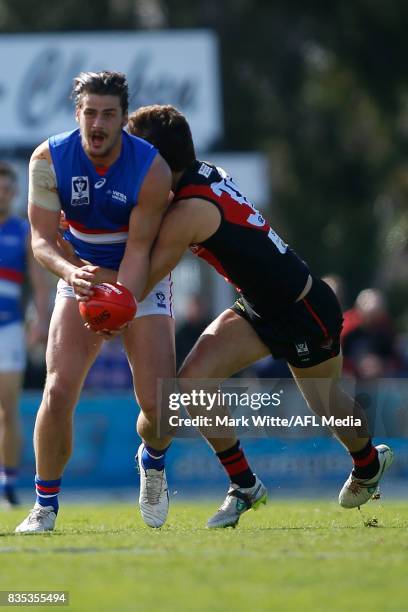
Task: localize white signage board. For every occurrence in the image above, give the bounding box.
[0,30,222,149]
[206,152,271,207]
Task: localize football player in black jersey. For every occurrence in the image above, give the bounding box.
[127,105,393,528]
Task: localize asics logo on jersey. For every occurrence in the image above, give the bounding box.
[71,176,90,206]
[94,178,107,189]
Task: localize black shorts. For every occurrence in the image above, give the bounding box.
[231,278,344,369]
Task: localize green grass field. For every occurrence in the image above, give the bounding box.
[1,500,407,611]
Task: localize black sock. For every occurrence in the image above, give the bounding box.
[350,439,379,480]
[216,441,256,489]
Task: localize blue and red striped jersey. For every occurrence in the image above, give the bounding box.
[0,216,29,326]
[49,129,157,270]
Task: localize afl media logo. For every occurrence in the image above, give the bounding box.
[71,176,90,206]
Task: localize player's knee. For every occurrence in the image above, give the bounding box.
[178,355,211,380]
[137,394,159,424]
[42,374,78,415]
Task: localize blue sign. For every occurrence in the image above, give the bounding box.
[18,392,408,496]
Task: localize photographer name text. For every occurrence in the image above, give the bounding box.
[168,415,362,428]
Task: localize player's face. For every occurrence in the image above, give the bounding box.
[0,175,16,218]
[76,94,127,162]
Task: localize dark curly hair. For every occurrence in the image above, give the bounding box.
[72,71,129,114]
[128,105,196,172]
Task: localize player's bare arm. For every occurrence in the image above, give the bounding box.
[117,153,172,300]
[141,198,221,299]
[26,234,50,346]
[28,141,99,293]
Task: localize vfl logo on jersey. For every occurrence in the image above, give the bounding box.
[156,291,166,309]
[95,178,107,189]
[71,176,90,206]
[295,342,310,357]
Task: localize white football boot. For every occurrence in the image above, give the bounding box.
[339,444,394,509]
[207,476,267,528]
[15,503,56,534]
[137,444,169,528]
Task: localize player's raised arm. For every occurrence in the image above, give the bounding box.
[28,142,97,293]
[117,153,172,300]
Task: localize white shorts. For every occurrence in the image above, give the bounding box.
[0,322,26,372]
[55,276,174,318]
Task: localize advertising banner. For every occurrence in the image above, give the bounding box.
[0,31,222,150]
[19,390,408,496]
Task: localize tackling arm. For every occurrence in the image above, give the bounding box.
[140,198,218,300]
[117,154,172,300]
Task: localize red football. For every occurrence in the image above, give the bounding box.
[79,283,137,332]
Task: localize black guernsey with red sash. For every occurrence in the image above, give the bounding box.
[172,160,310,320]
